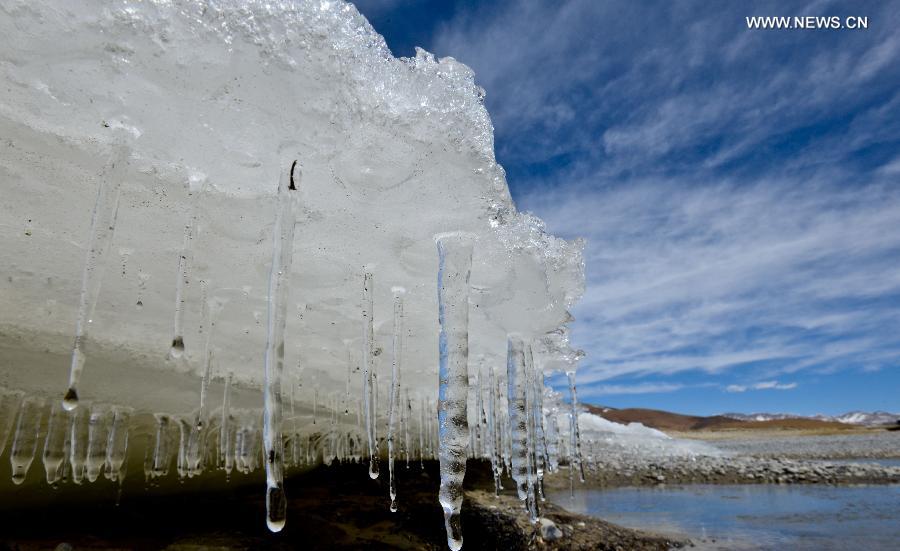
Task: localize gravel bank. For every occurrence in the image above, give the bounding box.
[697,430,900,459]
[544,455,900,488]
[545,430,900,488]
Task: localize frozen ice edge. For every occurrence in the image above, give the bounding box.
[0,0,587,547]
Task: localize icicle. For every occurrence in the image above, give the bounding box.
[527,346,547,506]
[533,370,548,483]
[0,390,24,456]
[196,282,217,426]
[10,396,45,484]
[387,286,405,512]
[176,416,190,479]
[59,427,72,484]
[262,159,300,533]
[374,371,379,459]
[63,142,130,410]
[151,414,171,478]
[404,391,412,469]
[475,368,485,460]
[507,334,529,501]
[143,435,153,484]
[345,346,353,416]
[524,345,539,522]
[115,454,128,506]
[106,407,131,482]
[290,428,300,469]
[567,371,585,484]
[361,271,379,479]
[487,366,501,496]
[168,178,202,361]
[43,402,70,486]
[70,405,90,484]
[545,400,560,474]
[85,406,113,483]
[220,372,233,466]
[435,233,474,551]
[418,396,425,470]
[289,376,296,420]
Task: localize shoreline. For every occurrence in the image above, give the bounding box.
[0,461,688,550]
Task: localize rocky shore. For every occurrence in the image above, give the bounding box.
[464,489,688,550]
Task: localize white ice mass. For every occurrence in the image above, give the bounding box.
[0,0,586,546]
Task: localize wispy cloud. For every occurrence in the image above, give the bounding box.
[581,382,685,397]
[431,0,900,399]
[726,381,798,393]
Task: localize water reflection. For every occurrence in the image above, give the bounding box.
[550,484,900,550]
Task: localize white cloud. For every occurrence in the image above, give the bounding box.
[581,382,684,397]
[428,0,900,393]
[727,381,797,393]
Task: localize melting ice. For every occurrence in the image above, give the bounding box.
[0,1,586,548]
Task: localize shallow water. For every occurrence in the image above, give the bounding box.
[549,484,900,550]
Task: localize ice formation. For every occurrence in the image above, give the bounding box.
[565,412,723,459]
[436,233,475,551]
[0,1,585,547]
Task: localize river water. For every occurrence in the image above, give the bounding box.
[549,484,900,550]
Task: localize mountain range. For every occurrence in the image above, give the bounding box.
[586,405,899,432]
[722,410,899,427]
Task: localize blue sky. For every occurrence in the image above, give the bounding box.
[354,0,900,416]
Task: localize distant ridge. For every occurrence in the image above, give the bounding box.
[585,405,868,432]
[723,410,900,427]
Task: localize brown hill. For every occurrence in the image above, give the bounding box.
[585,405,858,432]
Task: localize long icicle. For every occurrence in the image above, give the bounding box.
[63,142,130,410]
[530,351,548,503]
[262,159,300,532]
[187,282,214,476]
[362,271,379,479]
[523,344,538,522]
[507,334,529,501]
[567,369,585,495]
[387,286,405,512]
[220,372,233,470]
[487,365,501,496]
[168,179,202,361]
[435,232,474,551]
